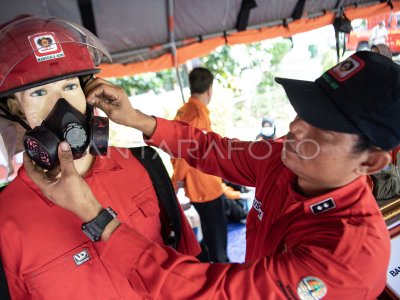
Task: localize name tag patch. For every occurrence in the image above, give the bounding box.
[73,249,90,266]
[310,198,336,215]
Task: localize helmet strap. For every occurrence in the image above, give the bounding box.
[79,74,94,89]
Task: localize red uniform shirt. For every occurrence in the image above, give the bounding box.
[101,118,390,300]
[0,146,200,299]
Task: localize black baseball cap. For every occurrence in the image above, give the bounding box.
[275,51,400,150]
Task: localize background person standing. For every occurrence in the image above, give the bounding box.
[369,21,388,46]
[171,67,229,262]
[256,116,277,141]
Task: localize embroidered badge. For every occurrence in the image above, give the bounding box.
[297,276,327,300]
[73,249,90,266]
[328,56,365,82]
[252,198,264,221]
[310,198,336,215]
[28,32,65,62]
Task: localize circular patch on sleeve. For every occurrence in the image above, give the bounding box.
[297,276,327,300]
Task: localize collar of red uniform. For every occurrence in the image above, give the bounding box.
[279,167,370,215]
[18,148,123,207]
[83,147,123,178]
[188,97,210,114]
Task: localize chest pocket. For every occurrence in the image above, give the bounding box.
[128,186,162,242]
[23,242,119,300]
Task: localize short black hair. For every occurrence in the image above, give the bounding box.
[189,67,214,94]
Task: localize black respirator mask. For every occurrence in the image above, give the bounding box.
[23,98,109,170]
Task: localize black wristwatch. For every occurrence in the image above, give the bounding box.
[81,207,117,242]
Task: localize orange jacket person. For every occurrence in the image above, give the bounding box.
[172,67,228,262]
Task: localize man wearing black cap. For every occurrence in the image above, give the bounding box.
[26,51,397,299]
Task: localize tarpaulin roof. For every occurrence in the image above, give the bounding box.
[1,0,399,77]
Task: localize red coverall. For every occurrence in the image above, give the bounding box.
[0,146,200,299]
[100,118,390,300]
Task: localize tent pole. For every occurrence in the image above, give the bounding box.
[168,0,186,104]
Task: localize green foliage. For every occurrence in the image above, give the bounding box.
[109,69,176,96]
[200,39,291,97]
[250,88,290,119]
[201,45,241,94]
[199,39,292,129]
[256,39,291,93]
[320,49,337,72]
[256,72,276,94]
[269,39,292,67]
[108,39,293,138]
[109,39,291,100]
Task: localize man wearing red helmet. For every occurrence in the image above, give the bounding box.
[26,51,399,299]
[0,16,201,299]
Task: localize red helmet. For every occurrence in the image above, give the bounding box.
[0,15,111,98]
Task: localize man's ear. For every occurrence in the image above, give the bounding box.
[357,149,391,175]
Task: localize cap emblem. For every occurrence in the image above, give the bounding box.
[328,56,365,82]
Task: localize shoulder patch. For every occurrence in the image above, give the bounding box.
[297,276,327,300]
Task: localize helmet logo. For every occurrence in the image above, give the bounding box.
[28,32,65,62]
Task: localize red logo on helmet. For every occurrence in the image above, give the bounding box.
[28,32,65,62]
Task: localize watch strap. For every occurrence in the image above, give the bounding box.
[82,207,117,241]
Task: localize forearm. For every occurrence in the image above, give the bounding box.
[147,118,258,186]
[124,109,157,138]
[100,223,285,299]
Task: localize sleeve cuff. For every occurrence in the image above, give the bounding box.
[143,117,166,146]
[100,223,153,276]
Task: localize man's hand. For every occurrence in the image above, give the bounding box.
[84,78,157,137]
[24,141,103,222]
[84,78,136,127]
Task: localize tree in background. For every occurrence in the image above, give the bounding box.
[256,39,292,94]
[109,69,177,96]
[107,39,292,139]
[199,39,292,134]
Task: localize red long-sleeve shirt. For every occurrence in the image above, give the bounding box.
[101,118,390,300]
